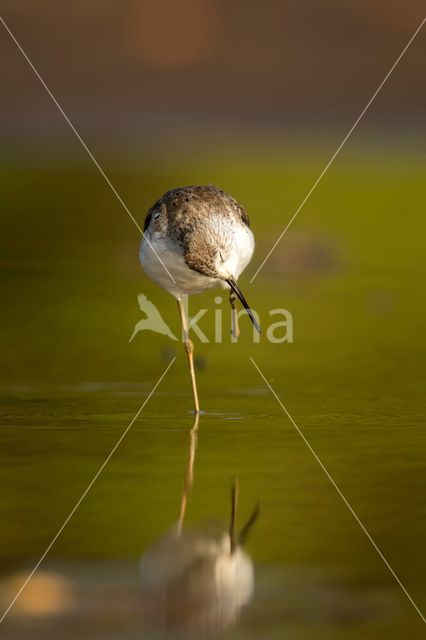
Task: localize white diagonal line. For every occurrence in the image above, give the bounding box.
[0,16,176,284]
[0,357,176,624]
[250,16,426,283]
[250,356,426,624]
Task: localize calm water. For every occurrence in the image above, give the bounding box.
[1,150,425,637]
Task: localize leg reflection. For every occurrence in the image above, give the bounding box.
[139,415,259,636]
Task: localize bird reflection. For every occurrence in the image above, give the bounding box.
[140,415,259,636]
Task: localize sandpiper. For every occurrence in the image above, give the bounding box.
[140,185,260,413]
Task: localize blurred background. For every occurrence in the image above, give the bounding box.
[1,0,426,142]
[1,2,426,639]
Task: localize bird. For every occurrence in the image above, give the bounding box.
[140,185,260,413]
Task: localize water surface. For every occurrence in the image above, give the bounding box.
[1,150,425,637]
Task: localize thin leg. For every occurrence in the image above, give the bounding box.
[177,297,200,414]
[229,479,239,554]
[230,290,240,341]
[177,413,199,534]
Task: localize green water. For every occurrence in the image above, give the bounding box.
[1,146,425,638]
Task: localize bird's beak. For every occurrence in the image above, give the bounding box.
[238,503,260,547]
[226,277,261,334]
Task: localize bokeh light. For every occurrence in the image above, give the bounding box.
[127,0,221,68]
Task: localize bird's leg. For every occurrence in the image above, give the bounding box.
[177,297,200,414]
[229,290,240,341]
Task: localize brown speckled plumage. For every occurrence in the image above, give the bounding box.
[144,185,250,278]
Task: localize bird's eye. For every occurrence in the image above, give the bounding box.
[152,211,160,220]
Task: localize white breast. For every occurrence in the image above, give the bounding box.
[140,235,221,298]
[216,223,255,281]
[140,222,255,298]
